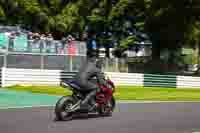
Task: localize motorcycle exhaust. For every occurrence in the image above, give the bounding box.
[67,100,82,112]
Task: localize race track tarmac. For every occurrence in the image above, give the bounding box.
[0,102,200,133]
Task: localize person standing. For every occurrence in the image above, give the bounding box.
[86,32,98,58]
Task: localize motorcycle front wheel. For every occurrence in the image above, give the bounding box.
[54,96,76,121]
[98,96,116,116]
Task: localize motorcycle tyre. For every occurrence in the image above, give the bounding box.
[54,96,76,121]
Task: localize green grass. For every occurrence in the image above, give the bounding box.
[4,85,200,101]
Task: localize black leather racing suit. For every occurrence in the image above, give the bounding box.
[74,58,107,109]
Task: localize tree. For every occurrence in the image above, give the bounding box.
[144,0,200,63]
[122,0,197,73]
[0,5,5,22]
[0,0,199,68]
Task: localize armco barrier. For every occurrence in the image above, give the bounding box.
[1,68,76,87]
[2,68,200,88]
[143,74,177,88]
[106,72,143,86]
[1,68,144,87]
[177,76,200,88]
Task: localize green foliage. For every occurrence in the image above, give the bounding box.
[0,5,5,21]
[185,21,200,48]
[0,0,200,63]
[183,53,198,65]
[109,0,129,20]
[119,35,137,49]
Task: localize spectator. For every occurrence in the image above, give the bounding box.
[28,32,33,40]
[8,32,16,51]
[40,34,46,53]
[86,32,98,57]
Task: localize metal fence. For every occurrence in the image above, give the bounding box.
[0,39,130,72]
[0,54,129,72]
[0,36,88,72]
[0,53,87,72]
[0,30,132,72]
[4,53,87,71]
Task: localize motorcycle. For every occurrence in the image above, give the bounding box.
[54,73,116,121]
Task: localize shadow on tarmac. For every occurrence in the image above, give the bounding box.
[53,113,112,122]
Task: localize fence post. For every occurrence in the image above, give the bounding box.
[41,54,44,69]
[105,57,109,72]
[115,58,119,72]
[3,53,7,68]
[69,55,73,72]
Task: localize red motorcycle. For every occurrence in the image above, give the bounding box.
[54,73,116,121]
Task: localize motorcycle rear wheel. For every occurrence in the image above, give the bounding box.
[54,96,75,121]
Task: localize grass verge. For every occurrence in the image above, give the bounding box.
[3,85,200,101]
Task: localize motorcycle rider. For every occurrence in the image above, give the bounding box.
[73,51,107,111]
